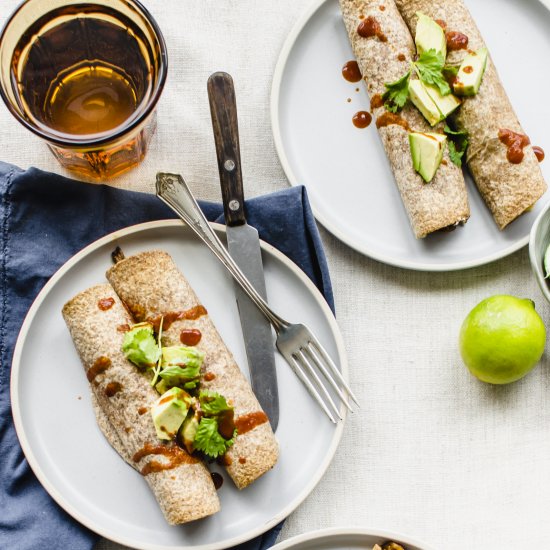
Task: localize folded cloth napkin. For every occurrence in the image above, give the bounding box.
[0,162,334,550]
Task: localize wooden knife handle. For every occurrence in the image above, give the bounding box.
[207,72,246,227]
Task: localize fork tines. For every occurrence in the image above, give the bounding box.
[277,323,358,423]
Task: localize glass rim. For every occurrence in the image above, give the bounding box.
[0,0,168,148]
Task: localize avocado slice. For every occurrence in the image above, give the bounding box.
[409,132,447,183]
[178,411,200,454]
[453,48,488,96]
[415,12,446,57]
[409,80,461,126]
[151,387,191,440]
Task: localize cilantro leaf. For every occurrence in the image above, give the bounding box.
[199,390,233,416]
[444,125,469,167]
[382,70,411,113]
[444,124,466,137]
[193,417,235,458]
[448,141,466,167]
[122,323,161,368]
[415,49,451,96]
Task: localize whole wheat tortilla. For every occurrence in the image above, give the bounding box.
[62,284,220,524]
[340,0,470,238]
[394,0,547,229]
[106,251,279,490]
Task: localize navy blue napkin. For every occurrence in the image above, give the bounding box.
[0,161,334,550]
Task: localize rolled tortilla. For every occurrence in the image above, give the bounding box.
[340,0,470,238]
[106,251,279,490]
[394,0,547,229]
[62,284,220,524]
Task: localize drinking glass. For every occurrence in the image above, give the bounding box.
[0,0,168,179]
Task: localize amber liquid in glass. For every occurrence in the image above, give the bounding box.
[12,7,157,177]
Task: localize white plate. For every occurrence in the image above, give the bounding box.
[271,527,436,550]
[271,0,550,271]
[11,221,347,550]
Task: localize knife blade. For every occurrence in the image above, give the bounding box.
[207,71,279,431]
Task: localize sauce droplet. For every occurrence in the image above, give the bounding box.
[105,381,123,397]
[533,145,545,162]
[98,297,115,311]
[117,323,131,332]
[498,129,530,164]
[342,60,362,83]
[436,19,447,30]
[357,16,387,42]
[239,457,247,464]
[180,328,202,346]
[463,66,473,74]
[204,372,216,381]
[148,305,208,332]
[379,4,386,10]
[397,53,406,62]
[138,407,148,415]
[446,31,469,51]
[211,472,224,490]
[87,356,111,383]
[370,94,384,110]
[352,111,372,129]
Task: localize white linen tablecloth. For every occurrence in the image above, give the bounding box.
[2,1,550,549]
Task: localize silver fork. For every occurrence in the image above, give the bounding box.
[156,172,358,422]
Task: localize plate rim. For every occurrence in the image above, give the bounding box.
[271,526,437,550]
[270,0,550,272]
[10,219,348,550]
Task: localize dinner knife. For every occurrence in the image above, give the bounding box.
[207,71,279,431]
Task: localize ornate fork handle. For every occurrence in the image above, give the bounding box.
[156,173,287,331]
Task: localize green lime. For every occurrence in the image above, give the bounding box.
[459,295,546,384]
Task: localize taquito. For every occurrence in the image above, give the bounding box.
[62,284,220,524]
[106,251,279,490]
[340,0,470,238]
[394,0,547,229]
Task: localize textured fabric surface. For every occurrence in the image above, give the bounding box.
[2,1,550,550]
[0,162,329,550]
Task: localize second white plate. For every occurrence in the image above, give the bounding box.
[271,0,550,271]
[271,527,436,550]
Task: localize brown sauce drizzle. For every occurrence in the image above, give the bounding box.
[159,394,175,405]
[218,409,236,439]
[124,427,132,433]
[105,382,122,397]
[117,324,131,332]
[87,356,111,383]
[239,457,247,464]
[342,60,362,83]
[379,5,386,10]
[498,129,530,164]
[180,328,202,346]
[370,94,384,110]
[446,31,469,51]
[204,372,216,382]
[133,443,197,476]
[463,66,473,74]
[211,472,224,490]
[352,111,372,129]
[357,16,387,42]
[376,112,410,131]
[436,19,447,30]
[533,146,545,163]
[217,454,232,466]
[138,407,148,415]
[148,305,208,332]
[98,297,115,311]
[397,53,406,61]
[235,412,268,435]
